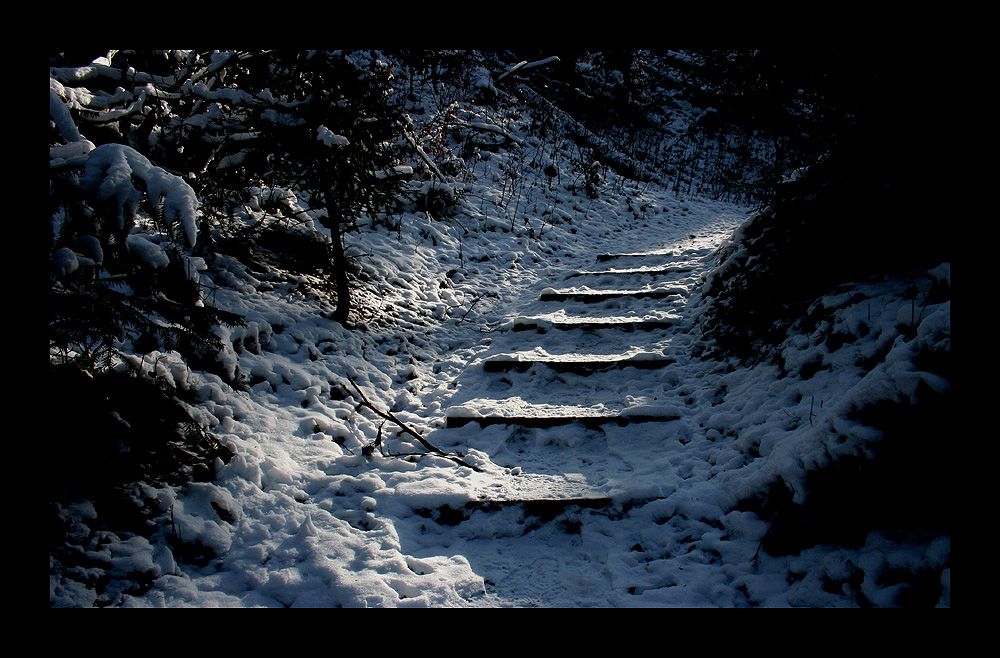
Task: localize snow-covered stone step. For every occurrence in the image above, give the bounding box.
[422,477,665,526]
[564,265,694,279]
[421,494,616,526]
[512,314,681,332]
[423,497,616,526]
[445,402,682,429]
[596,250,674,262]
[483,352,676,373]
[400,468,621,526]
[446,413,680,429]
[539,287,685,303]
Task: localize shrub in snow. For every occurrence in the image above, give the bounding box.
[50,64,243,594]
[81,143,199,249]
[50,81,243,376]
[236,51,410,324]
[48,363,235,605]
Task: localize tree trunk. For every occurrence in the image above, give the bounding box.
[323,191,352,325]
[329,215,351,325]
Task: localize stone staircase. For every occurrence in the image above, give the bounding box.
[447,249,692,430]
[431,248,703,514]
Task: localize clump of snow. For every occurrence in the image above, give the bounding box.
[125,234,170,268]
[49,87,84,143]
[50,247,81,277]
[317,125,349,147]
[50,138,94,167]
[81,143,199,247]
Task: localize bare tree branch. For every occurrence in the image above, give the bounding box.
[344,375,481,471]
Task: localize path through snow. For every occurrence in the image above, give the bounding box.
[57,189,948,608]
[385,207,764,605]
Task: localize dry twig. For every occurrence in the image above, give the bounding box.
[345,375,481,471]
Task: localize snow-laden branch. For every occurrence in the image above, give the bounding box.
[50,74,154,129]
[50,87,96,168]
[50,55,175,89]
[49,87,84,143]
[182,79,259,106]
[461,121,524,146]
[50,139,95,167]
[404,131,449,182]
[51,76,134,112]
[81,144,199,248]
[495,56,560,82]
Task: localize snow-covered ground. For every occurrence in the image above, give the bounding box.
[49,70,950,607]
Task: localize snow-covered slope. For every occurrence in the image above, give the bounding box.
[51,180,950,607]
[49,53,950,608]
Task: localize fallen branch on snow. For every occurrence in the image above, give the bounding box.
[344,375,481,471]
[460,121,524,146]
[495,56,560,82]
[403,131,449,182]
